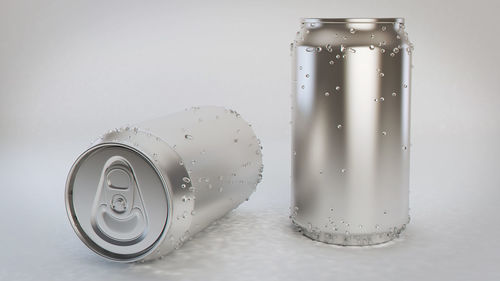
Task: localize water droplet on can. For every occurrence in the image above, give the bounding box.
[185,134,193,140]
[324,92,330,96]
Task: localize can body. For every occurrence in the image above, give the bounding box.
[66,106,263,261]
[291,18,412,245]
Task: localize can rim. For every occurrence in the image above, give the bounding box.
[302,18,404,24]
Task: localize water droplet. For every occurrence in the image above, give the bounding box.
[305,74,310,78]
[390,52,395,57]
[369,45,375,50]
[191,160,196,165]
[348,47,356,53]
[306,47,315,52]
[341,168,346,173]
[293,151,297,156]
[393,48,399,53]
[301,85,305,89]
[402,145,407,151]
[383,211,388,215]
[181,184,186,189]
[185,134,193,140]
[349,28,356,34]
[182,177,191,183]
[380,97,385,101]
[316,47,322,52]
[381,26,387,31]
[182,196,187,202]
[375,224,380,229]
[324,92,330,96]
[404,84,408,88]
[329,60,334,65]
[370,34,375,39]
[335,86,341,91]
[382,131,387,136]
[381,48,386,53]
[234,138,238,143]
[337,124,342,129]
[374,98,378,102]
[335,54,341,59]
[379,72,385,77]
[299,66,303,70]
[392,92,397,96]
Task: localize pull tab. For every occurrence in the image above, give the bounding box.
[91,156,149,246]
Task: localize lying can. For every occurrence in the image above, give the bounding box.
[65,106,263,262]
[291,18,413,245]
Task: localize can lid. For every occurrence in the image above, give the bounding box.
[302,18,404,24]
[66,142,170,261]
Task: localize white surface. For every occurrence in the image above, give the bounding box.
[1,0,500,280]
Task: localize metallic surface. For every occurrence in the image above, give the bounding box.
[290,18,413,245]
[66,106,263,262]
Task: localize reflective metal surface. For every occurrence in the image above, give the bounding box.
[66,106,263,262]
[291,18,413,245]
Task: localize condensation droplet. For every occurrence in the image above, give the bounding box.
[316,47,322,52]
[181,184,186,189]
[329,60,334,65]
[369,45,375,50]
[402,145,407,151]
[306,47,315,52]
[382,131,387,136]
[324,92,330,97]
[337,124,342,129]
[392,92,397,96]
[341,168,346,173]
[380,97,385,101]
[305,74,310,78]
[185,134,193,140]
[379,72,385,77]
[182,177,191,183]
[335,86,341,91]
[404,84,408,88]
[349,28,356,34]
[335,54,341,59]
[381,48,386,53]
[381,26,387,31]
[390,52,395,57]
[301,85,305,89]
[393,48,400,53]
[299,66,303,70]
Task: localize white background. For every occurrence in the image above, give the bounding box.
[1,0,499,280]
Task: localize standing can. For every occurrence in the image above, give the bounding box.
[291,18,413,245]
[65,106,263,262]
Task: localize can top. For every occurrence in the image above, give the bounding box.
[65,128,194,262]
[302,18,404,24]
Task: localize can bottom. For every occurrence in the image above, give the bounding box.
[294,223,407,246]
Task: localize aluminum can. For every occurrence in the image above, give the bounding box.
[65,106,263,262]
[291,18,413,245]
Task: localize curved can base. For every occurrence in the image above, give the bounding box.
[295,223,407,246]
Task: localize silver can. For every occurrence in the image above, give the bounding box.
[291,18,413,245]
[65,106,263,262]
